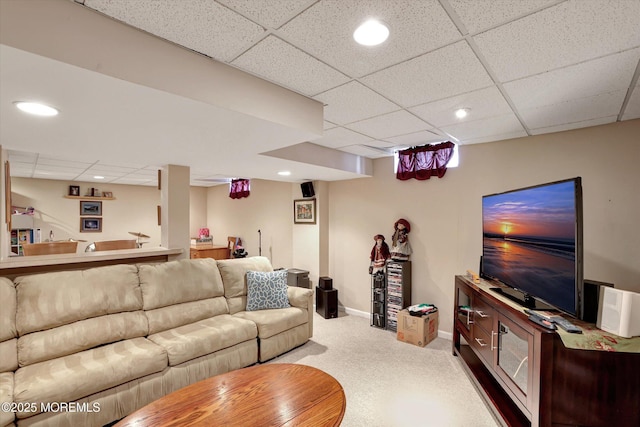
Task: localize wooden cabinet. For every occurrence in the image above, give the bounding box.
[189,246,230,260]
[453,275,640,427]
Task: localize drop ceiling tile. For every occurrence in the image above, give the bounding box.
[232,36,350,96]
[448,0,558,34]
[279,0,461,77]
[363,140,396,149]
[338,144,390,158]
[111,177,156,186]
[473,0,640,82]
[7,162,34,177]
[84,165,139,174]
[33,170,81,180]
[361,41,494,107]
[8,151,37,163]
[346,110,431,139]
[217,0,317,29]
[136,168,163,176]
[440,113,526,142]
[34,164,87,174]
[36,157,93,168]
[410,86,512,127]
[310,127,373,149]
[314,81,399,125]
[385,130,447,147]
[530,116,617,136]
[519,90,627,130]
[461,130,528,145]
[75,173,121,183]
[505,49,640,111]
[621,85,640,121]
[324,121,338,130]
[84,0,265,62]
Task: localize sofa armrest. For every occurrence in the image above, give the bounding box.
[287,287,314,338]
[287,287,313,309]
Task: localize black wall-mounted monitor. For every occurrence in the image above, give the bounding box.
[481,177,584,318]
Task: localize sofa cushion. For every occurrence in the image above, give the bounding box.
[234,307,308,340]
[147,314,257,366]
[18,311,149,367]
[0,278,16,342]
[15,264,142,336]
[0,372,14,427]
[217,257,273,314]
[13,337,167,417]
[145,297,229,335]
[0,339,17,373]
[246,270,290,311]
[138,259,224,310]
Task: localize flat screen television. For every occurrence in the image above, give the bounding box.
[481,177,584,318]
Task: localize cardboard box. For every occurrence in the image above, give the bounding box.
[396,309,438,347]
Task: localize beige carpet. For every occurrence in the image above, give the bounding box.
[267,311,500,427]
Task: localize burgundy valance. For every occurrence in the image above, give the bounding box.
[229,179,250,199]
[396,141,455,181]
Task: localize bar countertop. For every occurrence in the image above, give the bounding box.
[0,247,183,277]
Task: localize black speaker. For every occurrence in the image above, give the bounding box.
[319,276,333,290]
[582,279,614,323]
[316,287,338,319]
[301,181,315,198]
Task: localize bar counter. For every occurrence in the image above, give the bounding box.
[0,247,183,278]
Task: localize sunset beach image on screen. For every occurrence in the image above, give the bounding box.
[482,179,579,315]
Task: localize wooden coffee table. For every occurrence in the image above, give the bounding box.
[115,363,346,427]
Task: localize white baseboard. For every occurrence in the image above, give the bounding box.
[334,305,452,341]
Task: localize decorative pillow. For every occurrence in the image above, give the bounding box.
[246,270,291,311]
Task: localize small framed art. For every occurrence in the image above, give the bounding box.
[80,217,102,232]
[69,185,80,196]
[294,199,316,224]
[80,200,102,216]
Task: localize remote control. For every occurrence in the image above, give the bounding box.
[527,314,556,330]
[552,317,582,334]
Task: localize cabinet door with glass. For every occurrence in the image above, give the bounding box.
[494,313,535,413]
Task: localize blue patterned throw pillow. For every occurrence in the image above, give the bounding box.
[246,270,291,311]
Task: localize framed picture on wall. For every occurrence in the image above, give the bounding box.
[294,199,316,224]
[80,217,102,232]
[68,185,80,196]
[80,200,102,216]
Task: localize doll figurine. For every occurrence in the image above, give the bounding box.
[369,234,390,274]
[391,218,412,261]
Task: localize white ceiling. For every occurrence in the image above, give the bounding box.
[2,0,639,187]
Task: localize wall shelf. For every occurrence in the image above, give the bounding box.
[64,195,116,200]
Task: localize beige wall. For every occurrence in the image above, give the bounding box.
[10,178,164,251]
[328,119,640,334]
[206,179,295,269]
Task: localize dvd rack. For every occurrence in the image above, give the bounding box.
[385,260,412,331]
[370,271,386,328]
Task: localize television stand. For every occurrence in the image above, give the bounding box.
[454,275,639,427]
[489,286,554,310]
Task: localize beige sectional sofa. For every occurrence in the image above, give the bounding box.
[0,256,313,427]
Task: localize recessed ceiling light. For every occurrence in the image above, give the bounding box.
[455,108,470,119]
[353,19,389,46]
[14,101,59,117]
[93,175,105,180]
[278,171,291,176]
